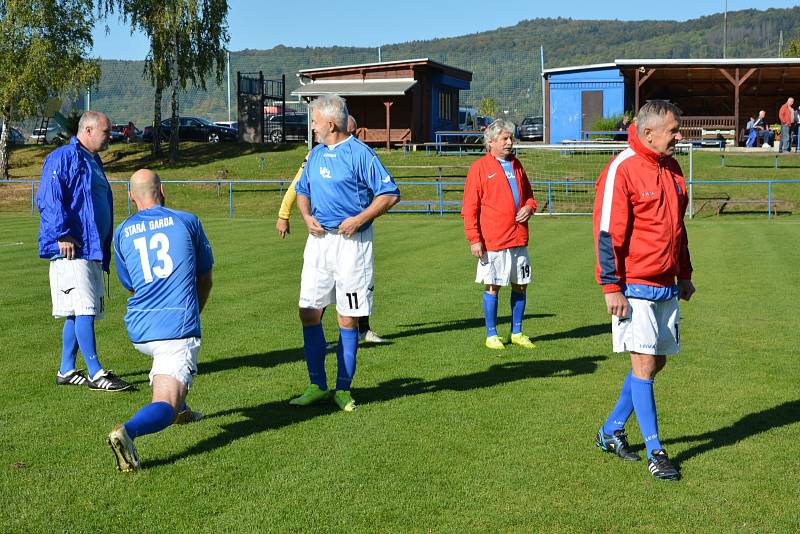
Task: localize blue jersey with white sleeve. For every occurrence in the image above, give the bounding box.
[295,136,400,231]
[113,206,213,343]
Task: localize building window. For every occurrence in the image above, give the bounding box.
[439,90,453,121]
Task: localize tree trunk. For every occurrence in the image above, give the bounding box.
[168,39,180,164]
[0,106,11,180]
[152,83,163,158]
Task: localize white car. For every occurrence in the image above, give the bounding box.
[30,124,66,144]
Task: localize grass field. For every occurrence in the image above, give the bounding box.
[1,208,799,531]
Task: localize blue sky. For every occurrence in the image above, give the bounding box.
[92,1,799,60]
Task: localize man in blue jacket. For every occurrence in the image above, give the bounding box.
[37,111,132,391]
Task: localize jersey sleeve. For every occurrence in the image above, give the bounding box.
[461,161,483,245]
[519,165,537,213]
[113,225,134,292]
[192,217,214,275]
[295,151,312,198]
[363,154,399,196]
[593,162,630,293]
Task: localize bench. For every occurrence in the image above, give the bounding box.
[693,195,791,216]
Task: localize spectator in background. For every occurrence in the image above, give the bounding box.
[745,116,757,148]
[778,97,794,153]
[614,114,630,141]
[752,110,774,148]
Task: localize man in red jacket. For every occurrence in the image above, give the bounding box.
[778,97,795,153]
[592,101,695,481]
[461,119,537,351]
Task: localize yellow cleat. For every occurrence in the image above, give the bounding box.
[289,384,333,406]
[485,335,506,350]
[510,332,536,349]
[333,390,356,412]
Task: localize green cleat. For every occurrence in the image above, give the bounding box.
[510,332,536,349]
[333,390,356,412]
[485,335,506,350]
[289,384,332,406]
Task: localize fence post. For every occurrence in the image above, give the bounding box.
[688,145,694,220]
[31,182,35,216]
[229,181,233,218]
[547,182,552,216]
[768,180,772,220]
[774,155,778,170]
[438,180,444,215]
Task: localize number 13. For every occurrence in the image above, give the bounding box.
[133,233,174,283]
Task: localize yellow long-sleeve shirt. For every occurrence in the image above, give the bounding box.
[277,153,309,220]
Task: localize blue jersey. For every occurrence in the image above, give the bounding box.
[113,206,214,343]
[295,136,400,231]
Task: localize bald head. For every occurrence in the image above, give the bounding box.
[347,115,357,136]
[129,169,164,210]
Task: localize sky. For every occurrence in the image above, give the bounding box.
[92,0,799,60]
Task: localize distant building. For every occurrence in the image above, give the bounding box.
[292,58,472,147]
[543,58,800,144]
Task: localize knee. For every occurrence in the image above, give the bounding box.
[299,308,321,326]
[511,284,527,293]
[485,285,500,295]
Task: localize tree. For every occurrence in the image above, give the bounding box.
[479,97,497,119]
[100,0,229,162]
[0,0,100,179]
[786,29,800,58]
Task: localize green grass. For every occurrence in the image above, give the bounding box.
[1,212,799,532]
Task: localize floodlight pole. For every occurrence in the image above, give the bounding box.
[226,50,232,122]
[723,0,727,59]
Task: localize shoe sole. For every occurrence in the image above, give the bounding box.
[107,435,138,472]
[89,384,134,392]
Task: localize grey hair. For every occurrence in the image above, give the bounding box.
[310,94,349,132]
[484,119,516,148]
[78,111,107,132]
[636,101,682,135]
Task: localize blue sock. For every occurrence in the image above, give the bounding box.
[603,371,633,434]
[74,315,102,378]
[336,327,359,391]
[483,292,498,337]
[510,290,526,334]
[302,323,328,390]
[123,401,176,439]
[631,375,662,457]
[59,317,79,375]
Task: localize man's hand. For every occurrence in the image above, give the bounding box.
[303,215,325,237]
[58,236,80,260]
[276,218,290,239]
[678,279,696,301]
[470,242,484,258]
[515,205,534,223]
[338,216,363,238]
[604,291,629,318]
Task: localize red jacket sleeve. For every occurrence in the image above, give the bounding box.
[461,162,483,244]
[519,165,537,213]
[593,162,630,294]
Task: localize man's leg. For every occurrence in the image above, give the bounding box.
[59,316,79,374]
[509,283,535,348]
[74,315,103,379]
[335,314,359,394]
[630,353,666,457]
[595,370,640,461]
[290,308,332,406]
[483,285,504,349]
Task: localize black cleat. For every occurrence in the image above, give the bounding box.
[595,428,642,461]
[88,370,133,392]
[647,449,681,480]
[56,369,89,386]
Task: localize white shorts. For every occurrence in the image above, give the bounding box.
[133,337,201,388]
[299,226,374,317]
[49,258,105,319]
[475,246,532,286]
[612,297,680,355]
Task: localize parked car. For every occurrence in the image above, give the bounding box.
[142,117,237,143]
[477,115,493,131]
[265,112,308,143]
[111,123,142,143]
[517,116,543,141]
[29,124,67,144]
[214,120,238,130]
[1,126,26,145]
[459,106,479,131]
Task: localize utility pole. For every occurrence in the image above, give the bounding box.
[723,0,728,59]
[226,50,232,122]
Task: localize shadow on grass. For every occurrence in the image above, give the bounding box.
[385,314,555,340]
[145,354,606,468]
[663,399,800,467]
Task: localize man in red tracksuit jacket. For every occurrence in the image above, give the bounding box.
[461,119,537,351]
[592,101,695,481]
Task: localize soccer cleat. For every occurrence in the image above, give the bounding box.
[509,332,536,349]
[88,370,133,392]
[56,369,88,386]
[595,428,642,461]
[174,406,204,425]
[333,390,356,412]
[289,384,333,406]
[485,335,506,350]
[648,449,680,480]
[360,330,387,343]
[107,424,140,473]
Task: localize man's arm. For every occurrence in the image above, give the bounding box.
[516,166,537,223]
[276,155,309,238]
[338,194,399,237]
[593,163,631,316]
[196,271,212,313]
[461,163,483,254]
[296,194,325,236]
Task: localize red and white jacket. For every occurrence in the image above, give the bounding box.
[461,153,537,251]
[593,124,693,294]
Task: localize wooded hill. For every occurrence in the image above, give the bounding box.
[81,6,800,127]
